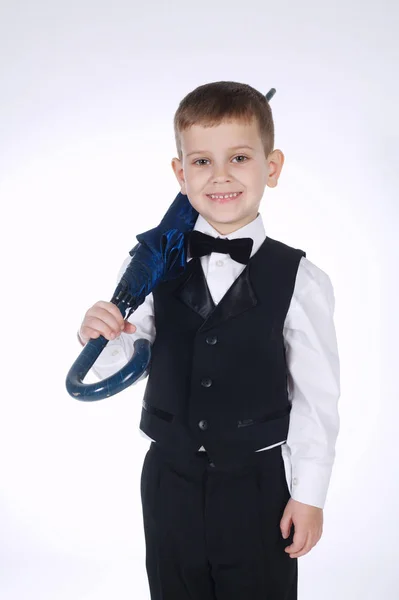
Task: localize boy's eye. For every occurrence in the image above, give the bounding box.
[193,155,248,166]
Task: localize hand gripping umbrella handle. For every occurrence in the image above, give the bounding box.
[65,279,151,402]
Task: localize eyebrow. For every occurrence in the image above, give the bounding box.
[186,145,255,157]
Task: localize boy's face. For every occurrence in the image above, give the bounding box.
[171,117,284,235]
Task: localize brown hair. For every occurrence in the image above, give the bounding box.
[173,81,275,161]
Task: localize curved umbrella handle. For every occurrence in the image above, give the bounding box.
[65,296,151,402]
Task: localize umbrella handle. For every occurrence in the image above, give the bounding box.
[65,295,151,402]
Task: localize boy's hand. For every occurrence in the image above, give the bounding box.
[78,300,137,345]
[280,498,323,558]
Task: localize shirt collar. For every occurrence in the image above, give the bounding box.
[188,212,266,260]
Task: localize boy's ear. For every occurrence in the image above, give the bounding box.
[171,157,187,195]
[266,149,285,188]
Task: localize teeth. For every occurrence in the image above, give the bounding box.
[209,192,241,199]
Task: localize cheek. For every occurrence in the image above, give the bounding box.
[186,169,204,186]
[184,191,204,214]
[184,172,207,198]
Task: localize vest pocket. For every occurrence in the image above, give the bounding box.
[237,405,291,428]
[142,400,174,422]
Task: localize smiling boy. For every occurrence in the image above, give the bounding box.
[80,81,340,599]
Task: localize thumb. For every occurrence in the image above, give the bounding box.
[123,321,137,333]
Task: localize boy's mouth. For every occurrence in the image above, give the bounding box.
[206,191,242,204]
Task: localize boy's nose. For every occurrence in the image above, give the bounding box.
[213,172,231,181]
[212,165,232,181]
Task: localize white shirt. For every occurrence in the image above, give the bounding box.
[88,212,341,509]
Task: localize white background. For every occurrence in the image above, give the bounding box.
[1,1,398,598]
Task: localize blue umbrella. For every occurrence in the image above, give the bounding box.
[65,191,198,401]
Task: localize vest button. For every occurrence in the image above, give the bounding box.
[205,335,218,345]
[198,419,208,430]
[201,378,213,387]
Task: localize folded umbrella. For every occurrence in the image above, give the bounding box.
[65,191,198,401]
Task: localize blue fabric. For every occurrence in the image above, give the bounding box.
[66,191,198,401]
[111,191,198,319]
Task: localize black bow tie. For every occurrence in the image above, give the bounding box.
[187,230,254,265]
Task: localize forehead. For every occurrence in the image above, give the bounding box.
[180,117,262,155]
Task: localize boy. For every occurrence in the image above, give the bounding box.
[78,81,341,599]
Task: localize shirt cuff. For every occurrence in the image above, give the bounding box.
[290,458,334,509]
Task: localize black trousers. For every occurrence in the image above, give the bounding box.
[140,441,297,600]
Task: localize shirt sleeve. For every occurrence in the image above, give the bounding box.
[283,256,341,509]
[85,254,156,381]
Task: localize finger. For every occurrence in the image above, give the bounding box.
[95,301,138,334]
[95,301,125,328]
[80,327,101,341]
[281,520,292,539]
[288,547,309,558]
[287,534,313,558]
[83,312,121,340]
[97,305,127,333]
[280,508,293,539]
[284,529,308,555]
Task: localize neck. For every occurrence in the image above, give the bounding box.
[206,213,259,236]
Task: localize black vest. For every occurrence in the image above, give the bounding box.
[139,235,306,469]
